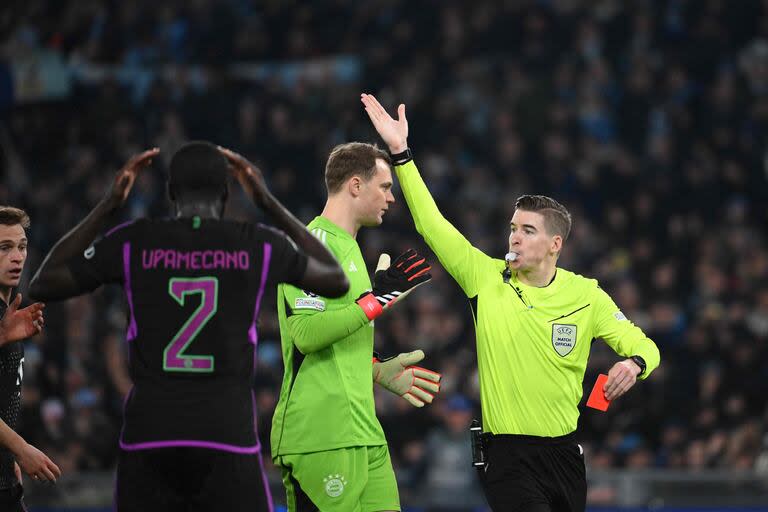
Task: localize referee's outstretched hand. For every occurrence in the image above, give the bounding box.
[603,359,642,400]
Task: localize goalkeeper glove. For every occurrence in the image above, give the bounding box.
[373,350,441,407]
[356,249,432,321]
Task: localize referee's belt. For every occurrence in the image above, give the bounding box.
[484,431,577,446]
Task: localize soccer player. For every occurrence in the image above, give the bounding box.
[361,93,660,512]
[0,206,60,512]
[29,142,349,512]
[271,142,441,512]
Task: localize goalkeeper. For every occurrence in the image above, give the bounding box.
[361,93,660,512]
[271,142,441,512]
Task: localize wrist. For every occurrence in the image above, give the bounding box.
[628,355,646,376]
[255,189,275,208]
[389,147,412,166]
[356,292,383,321]
[389,143,408,154]
[8,437,26,457]
[100,196,122,214]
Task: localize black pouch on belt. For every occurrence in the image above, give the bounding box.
[470,419,487,470]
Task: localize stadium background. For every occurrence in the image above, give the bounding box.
[1,0,768,510]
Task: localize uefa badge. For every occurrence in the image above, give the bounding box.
[551,324,577,357]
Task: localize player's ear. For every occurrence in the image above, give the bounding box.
[348,176,362,198]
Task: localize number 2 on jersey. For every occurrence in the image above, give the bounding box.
[164,277,218,373]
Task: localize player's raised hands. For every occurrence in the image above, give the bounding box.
[218,146,270,207]
[360,93,409,154]
[108,148,159,208]
[0,294,44,346]
[16,442,61,483]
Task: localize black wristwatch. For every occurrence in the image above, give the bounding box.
[390,148,413,165]
[630,355,646,376]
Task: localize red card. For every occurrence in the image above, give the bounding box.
[586,374,611,411]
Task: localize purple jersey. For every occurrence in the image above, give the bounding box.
[69,217,307,452]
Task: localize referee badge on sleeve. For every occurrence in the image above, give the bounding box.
[552,324,577,357]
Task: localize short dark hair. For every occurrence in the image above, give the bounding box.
[514,195,572,240]
[324,142,391,194]
[168,141,228,200]
[0,206,30,229]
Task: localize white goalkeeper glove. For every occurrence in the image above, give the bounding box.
[373,350,441,407]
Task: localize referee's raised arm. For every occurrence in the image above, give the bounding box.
[361,92,661,512]
[361,93,492,299]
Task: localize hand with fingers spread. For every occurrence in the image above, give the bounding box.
[603,359,643,401]
[0,294,44,346]
[16,442,61,484]
[217,146,270,207]
[107,148,159,209]
[374,350,441,407]
[360,93,409,154]
[356,249,432,321]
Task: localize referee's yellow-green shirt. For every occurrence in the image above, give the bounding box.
[395,160,660,437]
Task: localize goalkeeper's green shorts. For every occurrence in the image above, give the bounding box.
[278,444,400,512]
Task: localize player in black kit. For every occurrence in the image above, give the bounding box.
[0,206,60,512]
[30,143,349,512]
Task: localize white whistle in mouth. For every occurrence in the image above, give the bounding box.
[505,252,518,263]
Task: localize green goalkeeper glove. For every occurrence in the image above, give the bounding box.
[373,350,441,407]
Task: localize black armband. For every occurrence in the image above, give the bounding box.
[390,148,413,166]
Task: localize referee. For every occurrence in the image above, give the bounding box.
[361,93,660,512]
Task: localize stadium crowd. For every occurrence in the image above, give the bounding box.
[1,0,767,507]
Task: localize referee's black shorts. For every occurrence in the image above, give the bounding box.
[477,432,586,512]
[116,447,272,512]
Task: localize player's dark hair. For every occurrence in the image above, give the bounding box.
[324,142,391,194]
[514,195,572,241]
[168,141,229,202]
[0,206,30,229]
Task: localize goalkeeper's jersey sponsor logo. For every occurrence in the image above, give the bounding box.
[552,323,577,356]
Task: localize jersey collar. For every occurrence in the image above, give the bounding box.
[312,216,355,243]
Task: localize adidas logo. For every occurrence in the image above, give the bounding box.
[348,261,358,272]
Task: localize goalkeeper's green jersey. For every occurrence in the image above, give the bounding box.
[271,216,386,457]
[395,161,660,437]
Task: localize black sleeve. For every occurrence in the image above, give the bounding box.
[256,224,309,286]
[66,220,136,292]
